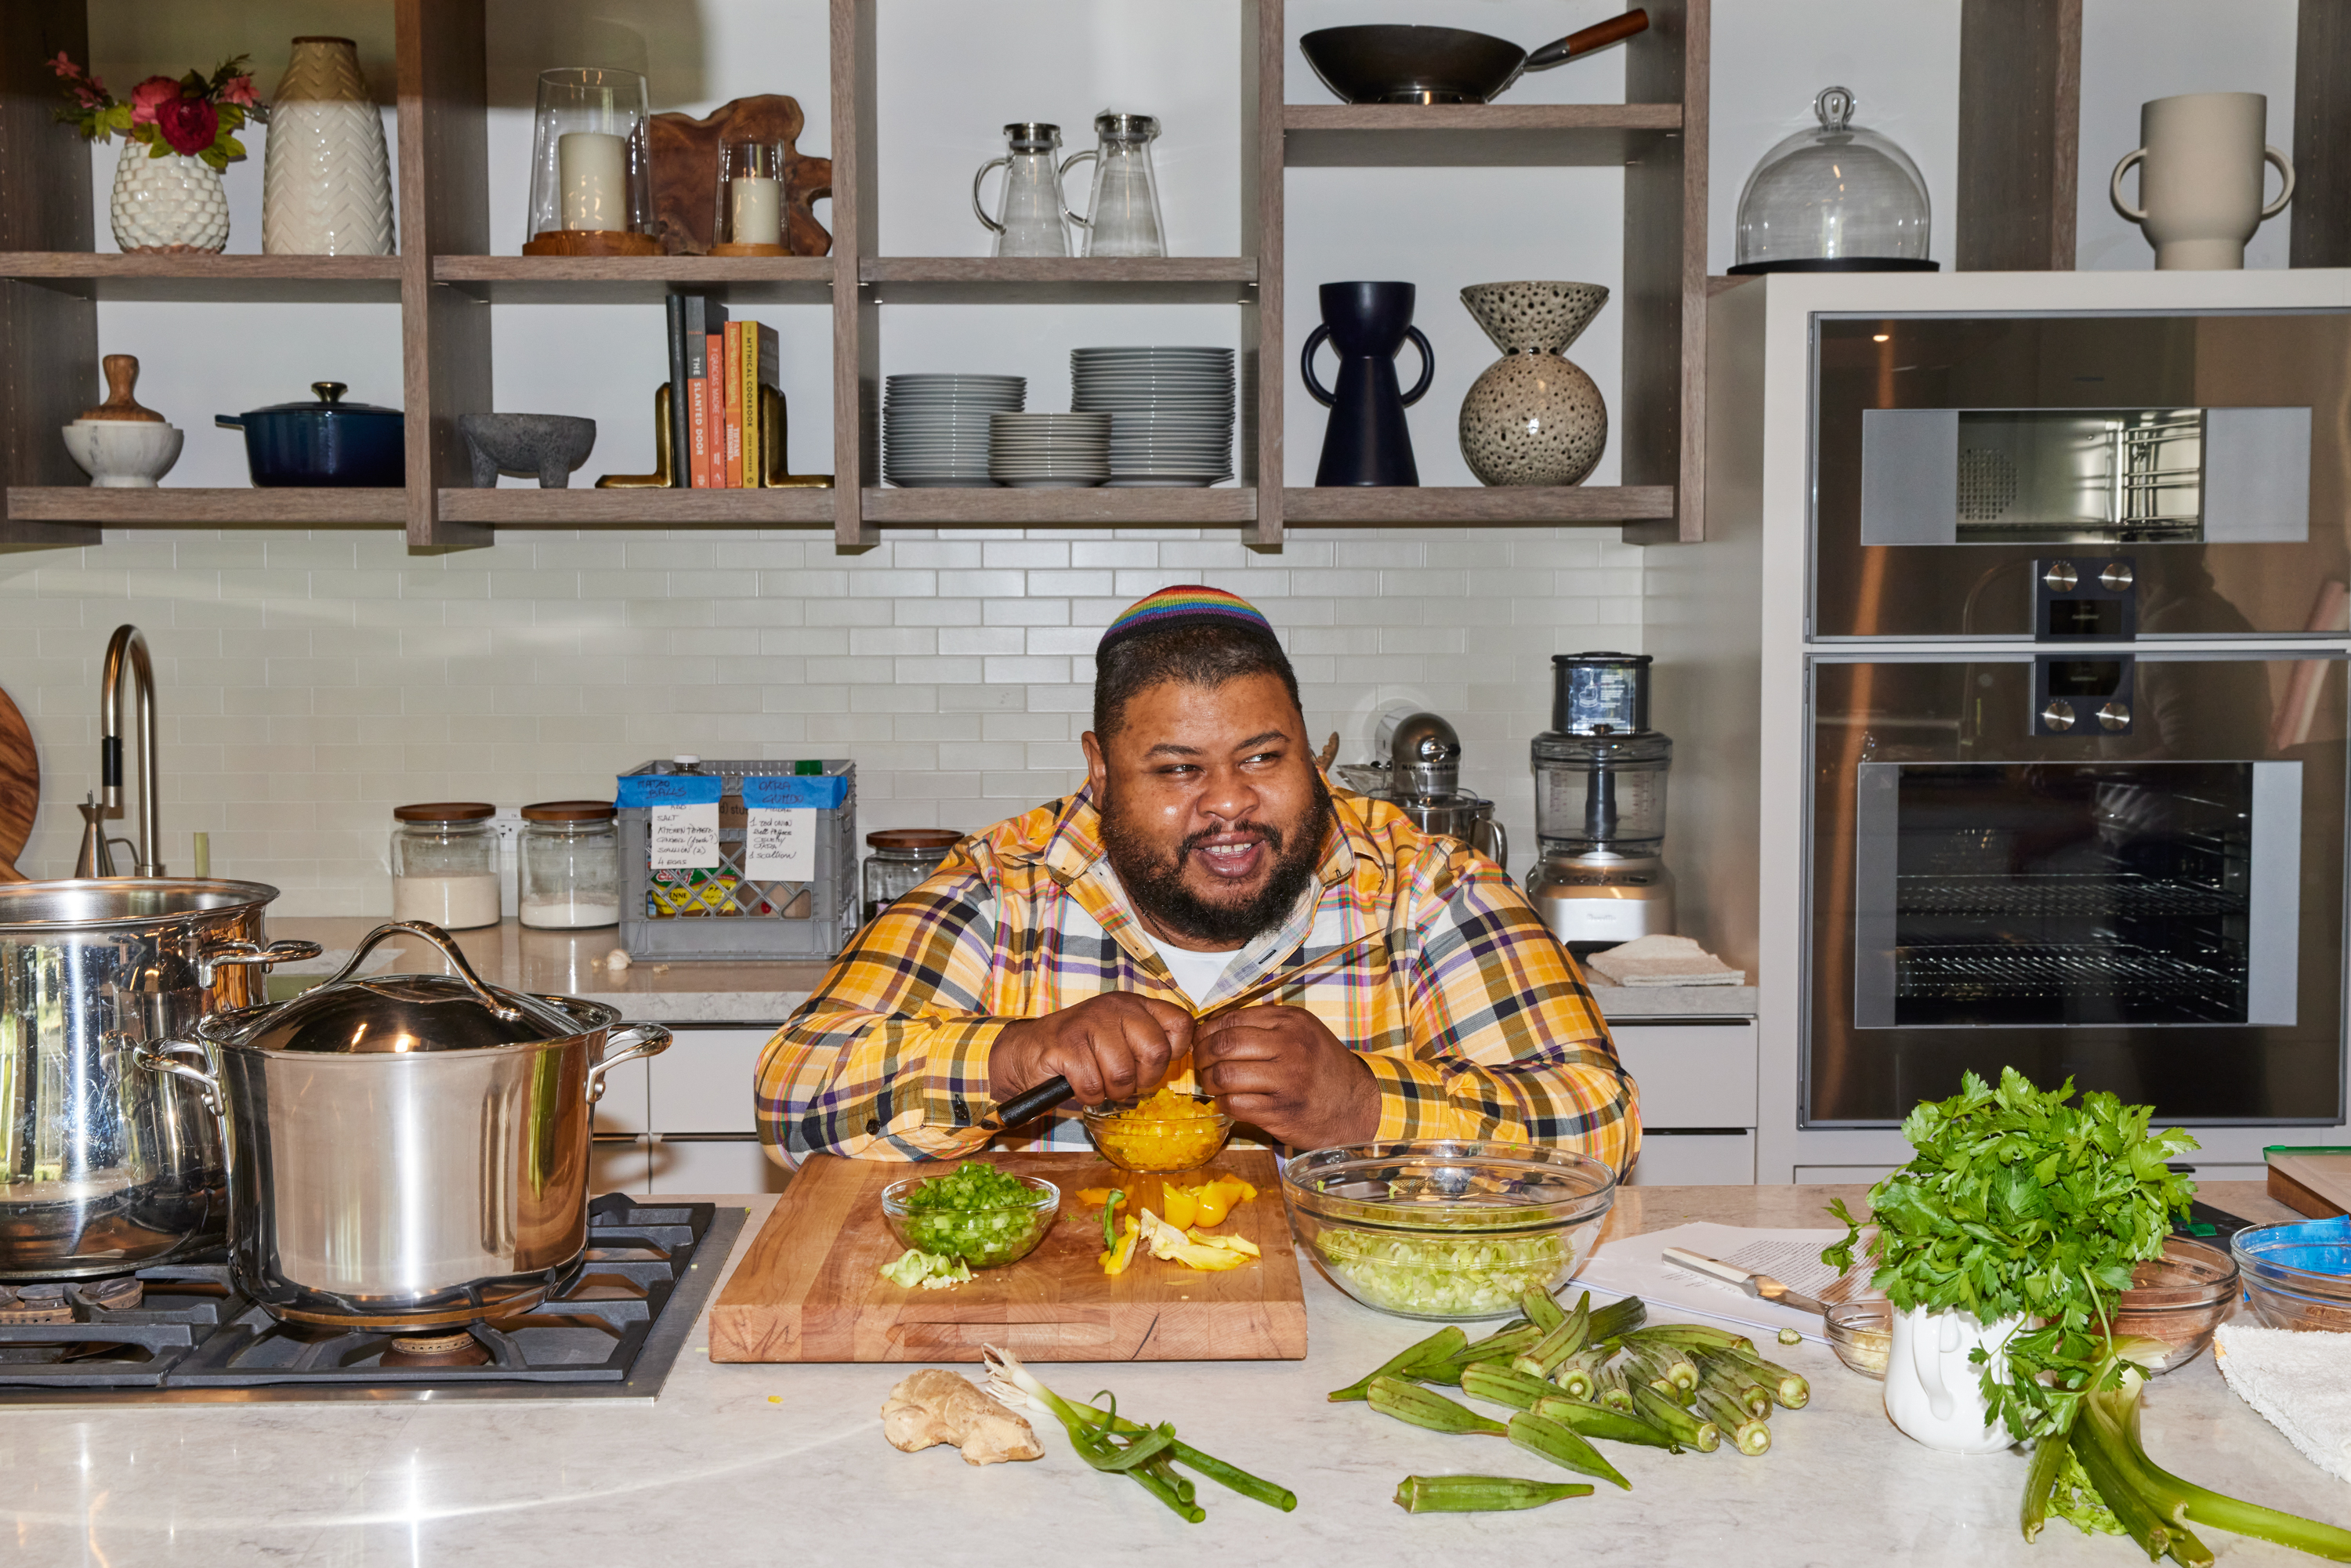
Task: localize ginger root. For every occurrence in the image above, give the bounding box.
[881,1369,1043,1466]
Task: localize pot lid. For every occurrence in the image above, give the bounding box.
[866,827,960,850]
[199,922,600,1054]
[241,382,403,418]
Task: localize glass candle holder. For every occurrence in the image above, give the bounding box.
[713,139,785,252]
[524,67,657,254]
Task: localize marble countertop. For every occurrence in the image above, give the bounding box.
[2,1182,2324,1566]
[271,916,1758,1023]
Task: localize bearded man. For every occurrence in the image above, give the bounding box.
[755,586,1639,1169]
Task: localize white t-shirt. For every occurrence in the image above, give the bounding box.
[1147,933,1241,1008]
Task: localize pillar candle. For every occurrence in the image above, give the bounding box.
[730,176,782,246]
[558,131,629,231]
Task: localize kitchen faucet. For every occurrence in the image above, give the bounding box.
[99,624,161,878]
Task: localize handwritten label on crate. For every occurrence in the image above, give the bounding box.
[744,808,817,881]
[650,803,720,870]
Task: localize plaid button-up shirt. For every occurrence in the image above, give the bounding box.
[755,787,1639,1171]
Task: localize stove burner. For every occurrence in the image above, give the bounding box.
[0,1195,729,1402]
[82,1277,143,1311]
[382,1331,491,1368]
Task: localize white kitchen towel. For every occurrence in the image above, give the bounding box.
[1585,934,1744,987]
[2215,1324,2351,1483]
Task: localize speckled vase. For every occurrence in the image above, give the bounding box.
[1457,281,1609,487]
[110,141,230,254]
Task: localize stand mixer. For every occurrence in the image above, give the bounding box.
[1527,653,1675,952]
[1332,708,1507,869]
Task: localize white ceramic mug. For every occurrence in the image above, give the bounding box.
[1883,1305,2021,1453]
[2111,92,2294,270]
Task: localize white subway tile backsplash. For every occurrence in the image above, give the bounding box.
[0,525,1639,911]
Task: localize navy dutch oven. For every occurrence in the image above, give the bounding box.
[217,382,405,487]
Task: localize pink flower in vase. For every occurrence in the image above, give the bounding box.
[219,75,256,109]
[129,76,179,127]
[155,97,218,157]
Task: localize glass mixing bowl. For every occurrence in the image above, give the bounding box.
[1281,1141,1617,1320]
[2113,1235,2239,1371]
[1825,1298,1892,1378]
[878,1171,1060,1270]
[1082,1097,1235,1174]
[2231,1217,2351,1332]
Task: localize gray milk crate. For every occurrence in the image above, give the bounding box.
[616,759,858,961]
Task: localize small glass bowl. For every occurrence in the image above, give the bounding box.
[1825,1298,1891,1378]
[2113,1235,2239,1372]
[878,1171,1060,1270]
[1081,1098,1235,1174]
[2231,1218,2351,1333]
[1280,1141,1617,1321]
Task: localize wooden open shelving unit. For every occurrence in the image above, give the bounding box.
[0,0,1711,552]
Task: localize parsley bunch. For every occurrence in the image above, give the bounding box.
[1821,1067,2197,1441]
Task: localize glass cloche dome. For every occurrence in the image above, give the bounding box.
[1732,86,1936,273]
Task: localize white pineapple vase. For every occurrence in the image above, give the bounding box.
[110,141,230,254]
[263,36,395,255]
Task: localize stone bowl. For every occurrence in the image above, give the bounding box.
[458,413,596,488]
[62,420,184,487]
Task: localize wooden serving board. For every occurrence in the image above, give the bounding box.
[708,1150,1306,1363]
[2267,1152,2351,1219]
[0,684,37,881]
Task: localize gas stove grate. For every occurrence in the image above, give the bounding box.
[0,1194,729,1400]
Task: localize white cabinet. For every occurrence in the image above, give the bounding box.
[1611,1021,1759,1185]
[648,1027,774,1134]
[600,1023,787,1196]
[1629,1132,1756,1186]
[650,1138,793,1196]
[1612,1022,1758,1130]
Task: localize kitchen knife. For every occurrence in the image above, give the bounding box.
[1661,1246,1831,1316]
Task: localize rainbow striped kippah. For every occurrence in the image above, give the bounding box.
[1097,585,1277,654]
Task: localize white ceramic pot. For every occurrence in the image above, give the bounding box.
[1884,1305,2023,1453]
[110,142,230,254]
[2111,92,2294,270]
[61,421,184,487]
[263,37,395,256]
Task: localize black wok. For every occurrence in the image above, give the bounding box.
[1300,9,1649,105]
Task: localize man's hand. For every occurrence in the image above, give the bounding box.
[1194,1005,1380,1149]
[988,994,1196,1109]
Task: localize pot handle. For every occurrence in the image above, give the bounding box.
[196,937,324,987]
[587,1023,672,1104]
[317,921,524,1022]
[133,1039,223,1115]
[215,416,244,430]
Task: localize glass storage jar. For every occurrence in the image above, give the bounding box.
[519,800,621,929]
[1732,86,1935,273]
[862,829,962,923]
[389,802,501,929]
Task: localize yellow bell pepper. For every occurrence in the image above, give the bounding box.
[1186,1229,1259,1258]
[1157,1180,1200,1230]
[1191,1182,1233,1227]
[1098,1214,1140,1276]
[1076,1187,1122,1209]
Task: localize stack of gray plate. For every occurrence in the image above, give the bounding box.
[1070,347,1236,487]
[882,374,1025,487]
[989,412,1111,488]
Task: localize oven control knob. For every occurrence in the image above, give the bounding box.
[2043,561,2079,592]
[2100,561,2135,593]
[2041,699,2077,732]
[2097,700,2132,732]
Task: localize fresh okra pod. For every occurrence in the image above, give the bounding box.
[1367,1375,1509,1437]
[1328,1324,1467,1402]
[1458,1360,1560,1413]
[1694,1351,1774,1421]
[1720,1349,1811,1409]
[1507,1410,1634,1490]
[1696,1385,1771,1457]
[1534,1394,1686,1452]
[1510,1296,1591,1380]
[1632,1381,1722,1453]
[1519,1288,1570,1334]
[1393,1475,1592,1513]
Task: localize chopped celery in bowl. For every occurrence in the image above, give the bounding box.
[1280,1141,1617,1320]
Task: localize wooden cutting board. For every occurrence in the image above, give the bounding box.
[0,684,36,882]
[708,1150,1306,1363]
[2267,1151,2351,1219]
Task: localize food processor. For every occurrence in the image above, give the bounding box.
[1332,709,1507,869]
[1527,653,1675,951]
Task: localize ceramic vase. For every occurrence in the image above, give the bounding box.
[264,36,395,255]
[1458,281,1610,487]
[2110,92,2294,270]
[1884,1305,2023,1454]
[110,142,230,254]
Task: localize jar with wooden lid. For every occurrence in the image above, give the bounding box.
[519,800,621,929]
[390,803,501,929]
[862,828,962,924]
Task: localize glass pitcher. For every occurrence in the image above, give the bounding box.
[1063,112,1167,258]
[972,122,1072,258]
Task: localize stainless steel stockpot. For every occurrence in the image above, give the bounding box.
[0,879,320,1280]
[139,922,668,1327]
